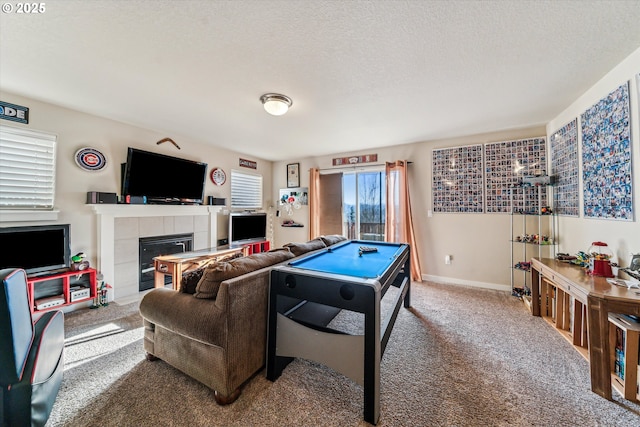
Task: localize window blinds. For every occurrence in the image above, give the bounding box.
[0,126,57,209]
[230,169,262,209]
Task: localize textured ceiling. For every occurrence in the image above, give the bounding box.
[1,0,639,161]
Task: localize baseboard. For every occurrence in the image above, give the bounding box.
[114,293,143,305]
[422,274,511,292]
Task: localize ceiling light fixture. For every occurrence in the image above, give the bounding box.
[260,93,292,116]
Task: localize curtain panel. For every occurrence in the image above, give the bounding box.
[309,167,321,239]
[385,161,423,281]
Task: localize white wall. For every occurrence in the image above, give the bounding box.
[273,127,545,291]
[3,46,638,295]
[0,92,274,270]
[272,47,640,290]
[546,47,640,266]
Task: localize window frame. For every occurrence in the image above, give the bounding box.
[230,169,263,210]
[0,125,58,219]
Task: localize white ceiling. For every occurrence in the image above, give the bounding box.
[1,1,639,161]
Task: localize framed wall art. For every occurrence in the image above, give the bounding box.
[287,163,300,188]
[484,137,547,214]
[432,144,484,213]
[550,119,579,217]
[580,82,633,221]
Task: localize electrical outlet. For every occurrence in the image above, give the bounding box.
[445,255,452,265]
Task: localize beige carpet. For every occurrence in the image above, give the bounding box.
[47,281,640,426]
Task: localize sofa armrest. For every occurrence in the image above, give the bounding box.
[140,288,227,347]
[214,267,272,372]
[30,310,65,385]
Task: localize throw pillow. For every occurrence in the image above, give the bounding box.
[320,234,348,246]
[283,237,326,257]
[180,267,205,294]
[194,248,295,299]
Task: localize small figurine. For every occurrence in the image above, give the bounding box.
[70,252,90,271]
[91,279,112,309]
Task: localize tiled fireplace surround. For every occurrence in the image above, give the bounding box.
[91,205,223,303]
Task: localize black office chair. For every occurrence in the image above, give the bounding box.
[0,268,64,427]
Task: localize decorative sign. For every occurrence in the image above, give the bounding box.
[239,158,257,169]
[74,147,107,171]
[332,154,377,166]
[581,82,633,221]
[0,100,29,124]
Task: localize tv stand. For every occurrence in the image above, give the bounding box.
[230,240,270,255]
[27,268,97,314]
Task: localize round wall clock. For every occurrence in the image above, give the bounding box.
[75,147,107,171]
[210,167,226,185]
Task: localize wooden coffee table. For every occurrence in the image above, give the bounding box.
[153,246,246,290]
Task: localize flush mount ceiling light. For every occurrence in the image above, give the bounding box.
[260,93,292,116]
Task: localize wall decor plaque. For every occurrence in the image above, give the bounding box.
[239,158,257,169]
[580,82,633,221]
[287,163,300,188]
[0,100,29,124]
[550,119,579,217]
[75,147,107,172]
[332,154,377,166]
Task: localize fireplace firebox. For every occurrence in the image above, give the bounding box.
[139,234,193,291]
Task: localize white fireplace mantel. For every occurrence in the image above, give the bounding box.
[90,204,221,218]
[90,204,224,302]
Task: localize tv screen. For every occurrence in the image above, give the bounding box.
[123,147,208,204]
[229,212,267,244]
[0,224,71,275]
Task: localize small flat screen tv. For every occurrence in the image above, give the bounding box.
[229,212,267,245]
[0,224,71,275]
[122,147,208,204]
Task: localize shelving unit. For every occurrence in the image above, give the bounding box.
[609,313,640,401]
[510,183,557,307]
[27,268,97,314]
[539,276,590,360]
[240,239,270,255]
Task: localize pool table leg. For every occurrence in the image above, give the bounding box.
[266,292,284,381]
[363,287,381,425]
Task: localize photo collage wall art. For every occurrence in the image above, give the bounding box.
[580,82,633,221]
[484,138,547,214]
[550,119,579,217]
[432,145,484,213]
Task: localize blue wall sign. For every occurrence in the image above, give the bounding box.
[0,101,29,124]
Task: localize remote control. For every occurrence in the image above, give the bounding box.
[358,246,378,256]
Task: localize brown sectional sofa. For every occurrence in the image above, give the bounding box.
[139,235,346,404]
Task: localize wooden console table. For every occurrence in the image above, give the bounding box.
[154,246,246,290]
[531,257,640,401]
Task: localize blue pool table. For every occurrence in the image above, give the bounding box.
[266,240,411,425]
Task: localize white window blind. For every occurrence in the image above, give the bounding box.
[0,126,57,209]
[231,169,262,209]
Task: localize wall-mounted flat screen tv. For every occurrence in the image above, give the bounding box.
[229,212,267,245]
[0,224,71,275]
[122,147,208,204]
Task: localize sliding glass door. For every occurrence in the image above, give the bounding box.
[342,170,386,241]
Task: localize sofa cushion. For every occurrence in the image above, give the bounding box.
[194,248,295,299]
[320,234,348,246]
[180,268,204,294]
[179,251,243,294]
[284,237,326,257]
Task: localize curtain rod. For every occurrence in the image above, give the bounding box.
[318,161,413,173]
